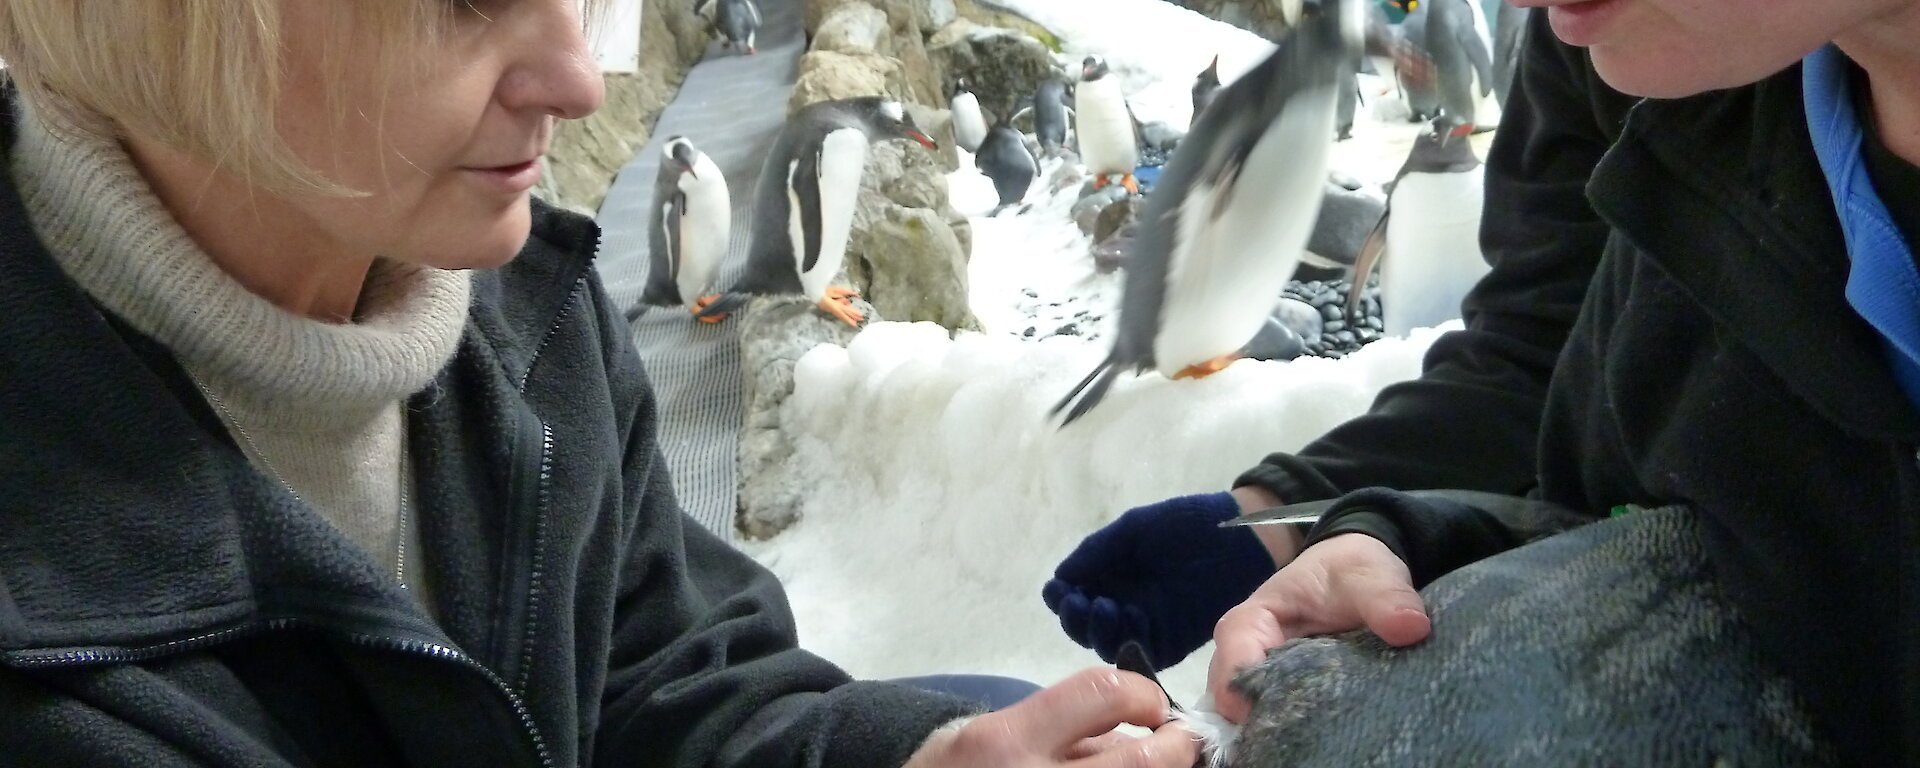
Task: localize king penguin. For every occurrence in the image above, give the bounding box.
[698,98,937,327]
[640,136,732,321]
[975,116,1037,216]
[1053,0,1372,426]
[950,78,989,154]
[1346,116,1488,336]
[1075,55,1141,195]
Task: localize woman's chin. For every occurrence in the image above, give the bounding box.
[410,199,536,271]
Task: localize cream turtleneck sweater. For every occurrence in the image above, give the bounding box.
[10,104,471,606]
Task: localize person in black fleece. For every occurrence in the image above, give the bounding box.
[0,2,1197,767]
[1053,1,1920,763]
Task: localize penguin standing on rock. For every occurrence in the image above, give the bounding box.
[1346,116,1488,336]
[1075,55,1141,195]
[949,78,989,154]
[1053,0,1372,426]
[1191,55,1221,122]
[697,98,937,327]
[640,136,732,321]
[975,117,1037,216]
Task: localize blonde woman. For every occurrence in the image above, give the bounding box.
[0,2,1196,766]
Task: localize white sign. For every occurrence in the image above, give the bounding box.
[592,0,644,73]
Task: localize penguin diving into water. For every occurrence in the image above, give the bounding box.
[1075,55,1141,195]
[949,78,989,154]
[975,115,1037,216]
[697,98,937,328]
[1346,115,1488,336]
[640,136,732,322]
[1191,55,1221,122]
[1052,0,1373,426]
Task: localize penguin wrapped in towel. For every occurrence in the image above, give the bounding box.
[697,98,937,327]
[975,116,1037,216]
[640,136,732,321]
[1192,55,1221,122]
[1052,0,1373,426]
[1075,55,1142,194]
[949,78,990,154]
[1346,115,1488,336]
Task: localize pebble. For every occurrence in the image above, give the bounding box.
[1283,276,1382,358]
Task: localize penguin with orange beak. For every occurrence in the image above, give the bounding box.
[698,98,937,327]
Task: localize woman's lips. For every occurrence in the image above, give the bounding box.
[1543,0,1628,47]
[467,159,542,193]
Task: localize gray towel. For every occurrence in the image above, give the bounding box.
[1226,506,1835,767]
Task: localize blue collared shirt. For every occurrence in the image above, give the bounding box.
[1803,45,1920,410]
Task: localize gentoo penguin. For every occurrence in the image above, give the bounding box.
[1396,0,1437,121]
[949,78,989,154]
[1346,116,1488,336]
[697,98,937,327]
[975,117,1037,216]
[640,136,732,321]
[1053,0,1369,425]
[709,0,761,53]
[1031,78,1073,158]
[1491,1,1527,108]
[1074,55,1141,195]
[1191,55,1221,122]
[1425,0,1493,128]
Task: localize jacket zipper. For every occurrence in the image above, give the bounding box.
[8,618,555,768]
[514,422,555,694]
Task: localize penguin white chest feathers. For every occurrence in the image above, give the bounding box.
[1076,56,1141,194]
[950,88,988,154]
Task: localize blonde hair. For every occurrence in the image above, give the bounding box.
[0,1,606,195]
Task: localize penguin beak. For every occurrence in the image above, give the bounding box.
[681,163,699,179]
[905,129,938,150]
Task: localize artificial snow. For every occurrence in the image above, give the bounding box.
[742,0,1491,706]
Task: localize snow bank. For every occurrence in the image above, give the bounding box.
[740,321,1451,701]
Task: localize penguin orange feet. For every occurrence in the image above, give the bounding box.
[1120,174,1140,195]
[1091,175,1108,191]
[691,294,727,324]
[1172,354,1240,380]
[819,287,865,327]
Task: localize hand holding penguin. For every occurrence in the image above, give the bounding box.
[697,97,936,328]
[1052,0,1375,426]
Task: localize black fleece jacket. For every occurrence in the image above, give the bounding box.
[0,110,975,765]
[1239,13,1918,764]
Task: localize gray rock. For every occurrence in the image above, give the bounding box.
[1071,185,1131,234]
[788,50,909,113]
[813,2,892,55]
[842,140,981,330]
[1091,222,1137,274]
[1139,121,1186,151]
[928,20,1057,119]
[1093,195,1143,244]
[734,296,879,539]
[923,0,957,31]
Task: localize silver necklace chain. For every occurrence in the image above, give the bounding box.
[185,371,413,591]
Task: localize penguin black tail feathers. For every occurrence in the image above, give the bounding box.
[1051,355,1123,428]
[693,292,752,321]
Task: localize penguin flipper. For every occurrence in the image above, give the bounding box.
[791,146,827,274]
[744,0,761,26]
[1051,355,1125,428]
[641,195,683,307]
[1461,23,1495,99]
[1347,208,1391,327]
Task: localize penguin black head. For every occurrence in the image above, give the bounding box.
[1402,116,1482,175]
[845,97,938,150]
[663,136,700,179]
[950,77,972,98]
[1197,54,1220,85]
[1080,55,1110,82]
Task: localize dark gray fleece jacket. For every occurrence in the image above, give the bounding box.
[0,108,975,766]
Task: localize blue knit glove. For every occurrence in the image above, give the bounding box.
[1042,492,1276,669]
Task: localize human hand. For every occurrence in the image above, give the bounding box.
[901,668,1199,768]
[1043,493,1281,668]
[1206,532,1430,723]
